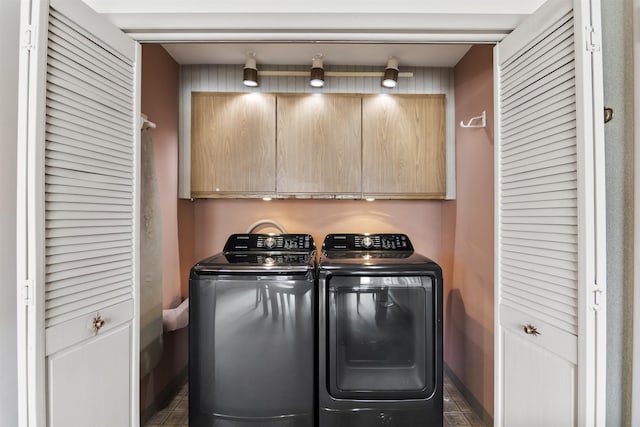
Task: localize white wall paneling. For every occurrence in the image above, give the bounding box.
[178,64,456,199]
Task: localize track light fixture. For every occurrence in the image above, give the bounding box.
[243,52,258,87]
[309,54,325,88]
[382,57,399,88]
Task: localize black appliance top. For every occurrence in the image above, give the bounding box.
[224,233,314,253]
[320,233,440,273]
[322,233,413,254]
[192,233,316,275]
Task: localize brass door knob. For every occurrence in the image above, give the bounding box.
[523,323,541,336]
[604,107,614,123]
[92,312,105,336]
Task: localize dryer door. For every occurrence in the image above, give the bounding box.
[327,275,437,399]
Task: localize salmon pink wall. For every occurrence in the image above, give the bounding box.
[141,44,183,308]
[140,44,191,417]
[442,44,495,419]
[190,199,444,266]
[177,200,196,297]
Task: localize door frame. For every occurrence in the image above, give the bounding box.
[16,0,608,426]
[633,0,640,423]
[17,0,51,424]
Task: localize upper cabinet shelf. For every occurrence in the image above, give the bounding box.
[188,92,447,200]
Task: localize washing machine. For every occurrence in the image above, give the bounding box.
[318,233,443,427]
[189,233,316,427]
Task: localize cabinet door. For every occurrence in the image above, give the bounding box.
[277,94,362,196]
[362,95,446,198]
[191,92,276,197]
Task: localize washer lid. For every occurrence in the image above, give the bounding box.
[193,251,316,274]
[193,233,317,274]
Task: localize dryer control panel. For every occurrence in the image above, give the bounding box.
[322,234,413,252]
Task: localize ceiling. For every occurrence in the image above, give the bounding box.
[161,43,474,68]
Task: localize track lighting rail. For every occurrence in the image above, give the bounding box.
[257,70,413,78]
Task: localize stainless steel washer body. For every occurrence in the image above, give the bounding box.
[189,234,316,427]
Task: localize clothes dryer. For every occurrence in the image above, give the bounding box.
[189,233,316,427]
[318,233,443,427]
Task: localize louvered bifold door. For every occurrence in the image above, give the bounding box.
[494,0,605,425]
[26,0,138,425]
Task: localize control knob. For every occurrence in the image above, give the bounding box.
[264,236,276,249]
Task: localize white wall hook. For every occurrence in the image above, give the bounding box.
[460,110,486,128]
[141,113,157,130]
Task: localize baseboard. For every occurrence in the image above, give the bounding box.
[443,363,494,426]
[140,366,188,426]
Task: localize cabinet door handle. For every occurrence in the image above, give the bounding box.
[523,323,541,336]
[92,312,105,336]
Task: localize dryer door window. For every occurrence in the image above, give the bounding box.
[327,275,436,399]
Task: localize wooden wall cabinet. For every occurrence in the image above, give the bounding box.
[362,94,446,198]
[277,94,362,196]
[189,92,446,199]
[190,92,276,197]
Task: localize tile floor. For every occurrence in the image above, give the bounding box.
[144,382,188,427]
[442,375,486,427]
[144,375,486,427]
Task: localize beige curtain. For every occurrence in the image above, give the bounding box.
[139,128,163,377]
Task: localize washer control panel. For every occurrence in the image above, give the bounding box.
[224,234,314,252]
[322,234,413,252]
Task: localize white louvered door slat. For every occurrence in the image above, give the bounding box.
[48,86,132,128]
[46,118,134,153]
[47,274,133,301]
[18,0,139,425]
[502,94,576,133]
[495,0,606,425]
[48,9,133,76]
[46,140,133,169]
[46,98,132,137]
[503,83,576,127]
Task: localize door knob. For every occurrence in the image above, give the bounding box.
[523,323,541,336]
[604,107,614,123]
[92,312,105,336]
